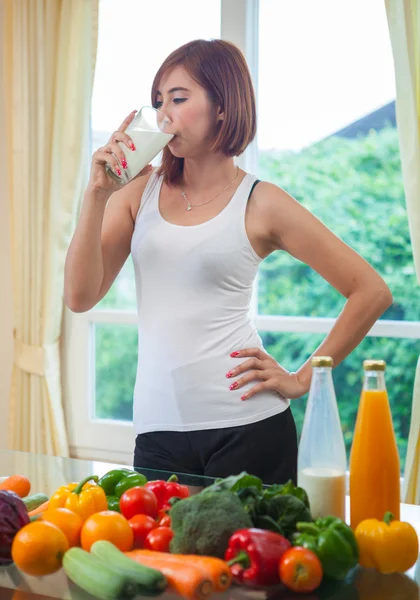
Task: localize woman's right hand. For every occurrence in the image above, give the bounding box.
[87,110,151,196]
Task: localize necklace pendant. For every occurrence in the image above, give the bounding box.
[187,203,192,211]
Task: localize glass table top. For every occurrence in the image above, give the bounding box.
[0,449,419,600]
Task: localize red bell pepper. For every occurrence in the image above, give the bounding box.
[225,528,291,586]
[145,474,189,511]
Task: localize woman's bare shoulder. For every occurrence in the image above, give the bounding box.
[120,169,155,222]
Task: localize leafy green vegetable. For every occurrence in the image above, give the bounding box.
[236,485,312,539]
[201,472,312,540]
[262,480,310,508]
[201,471,263,495]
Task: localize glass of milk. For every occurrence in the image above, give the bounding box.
[106,106,174,184]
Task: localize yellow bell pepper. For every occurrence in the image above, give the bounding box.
[49,475,108,521]
[355,511,419,574]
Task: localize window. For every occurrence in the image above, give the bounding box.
[66,1,419,470]
[91,0,222,310]
[64,0,221,460]
[91,0,222,419]
[257,0,420,471]
[259,331,418,471]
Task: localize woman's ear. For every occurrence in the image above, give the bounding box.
[217,105,225,122]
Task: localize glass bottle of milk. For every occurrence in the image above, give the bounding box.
[298,356,346,520]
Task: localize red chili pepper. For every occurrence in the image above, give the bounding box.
[225,528,291,586]
[145,475,189,511]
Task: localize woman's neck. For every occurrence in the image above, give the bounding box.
[179,155,238,194]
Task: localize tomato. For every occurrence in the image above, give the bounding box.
[157,507,170,522]
[144,526,174,552]
[129,514,157,548]
[278,547,323,593]
[120,487,158,520]
[158,514,171,528]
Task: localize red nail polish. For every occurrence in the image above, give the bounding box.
[226,372,233,378]
[121,158,128,169]
[241,394,247,401]
[231,351,240,357]
[116,168,121,176]
[130,143,136,151]
[229,382,238,390]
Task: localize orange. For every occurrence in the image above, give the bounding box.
[0,475,31,498]
[41,507,83,548]
[81,510,133,552]
[11,521,69,576]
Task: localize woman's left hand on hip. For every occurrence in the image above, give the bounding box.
[226,347,307,401]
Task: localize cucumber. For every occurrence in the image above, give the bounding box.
[63,547,143,600]
[22,493,48,511]
[90,541,167,596]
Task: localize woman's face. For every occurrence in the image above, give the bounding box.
[154,66,223,159]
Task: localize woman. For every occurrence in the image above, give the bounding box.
[64,39,392,484]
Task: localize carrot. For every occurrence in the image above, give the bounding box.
[135,549,231,592]
[13,591,53,600]
[28,500,49,517]
[125,550,213,600]
[0,475,30,498]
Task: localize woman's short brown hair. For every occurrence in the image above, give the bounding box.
[151,39,256,184]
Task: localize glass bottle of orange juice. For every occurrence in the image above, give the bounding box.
[349,360,400,530]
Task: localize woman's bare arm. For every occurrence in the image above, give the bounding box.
[64,174,150,312]
[255,182,393,392]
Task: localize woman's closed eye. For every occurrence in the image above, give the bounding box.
[154,98,187,109]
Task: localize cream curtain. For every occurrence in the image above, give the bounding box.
[385,0,420,504]
[1,0,99,455]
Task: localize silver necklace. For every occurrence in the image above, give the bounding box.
[180,166,239,211]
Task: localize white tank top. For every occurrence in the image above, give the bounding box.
[130,169,290,433]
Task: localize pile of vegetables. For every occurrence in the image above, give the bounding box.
[167,471,357,592]
[0,468,418,599]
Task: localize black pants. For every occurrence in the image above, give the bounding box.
[133,408,297,486]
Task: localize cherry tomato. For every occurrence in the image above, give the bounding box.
[129,514,157,548]
[144,526,174,552]
[120,487,158,520]
[157,507,169,522]
[279,547,323,593]
[158,514,171,528]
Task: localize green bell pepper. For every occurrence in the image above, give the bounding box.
[107,495,121,512]
[293,516,359,580]
[114,471,147,497]
[97,469,132,495]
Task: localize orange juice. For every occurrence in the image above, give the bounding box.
[349,360,400,530]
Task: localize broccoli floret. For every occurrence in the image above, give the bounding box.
[169,490,252,558]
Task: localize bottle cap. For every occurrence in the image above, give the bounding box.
[363,359,386,371]
[311,356,333,368]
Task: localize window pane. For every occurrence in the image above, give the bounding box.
[97,259,137,311]
[257,0,420,320]
[94,323,138,421]
[260,330,419,472]
[92,0,221,310]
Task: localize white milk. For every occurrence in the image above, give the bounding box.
[119,129,174,183]
[298,467,346,520]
